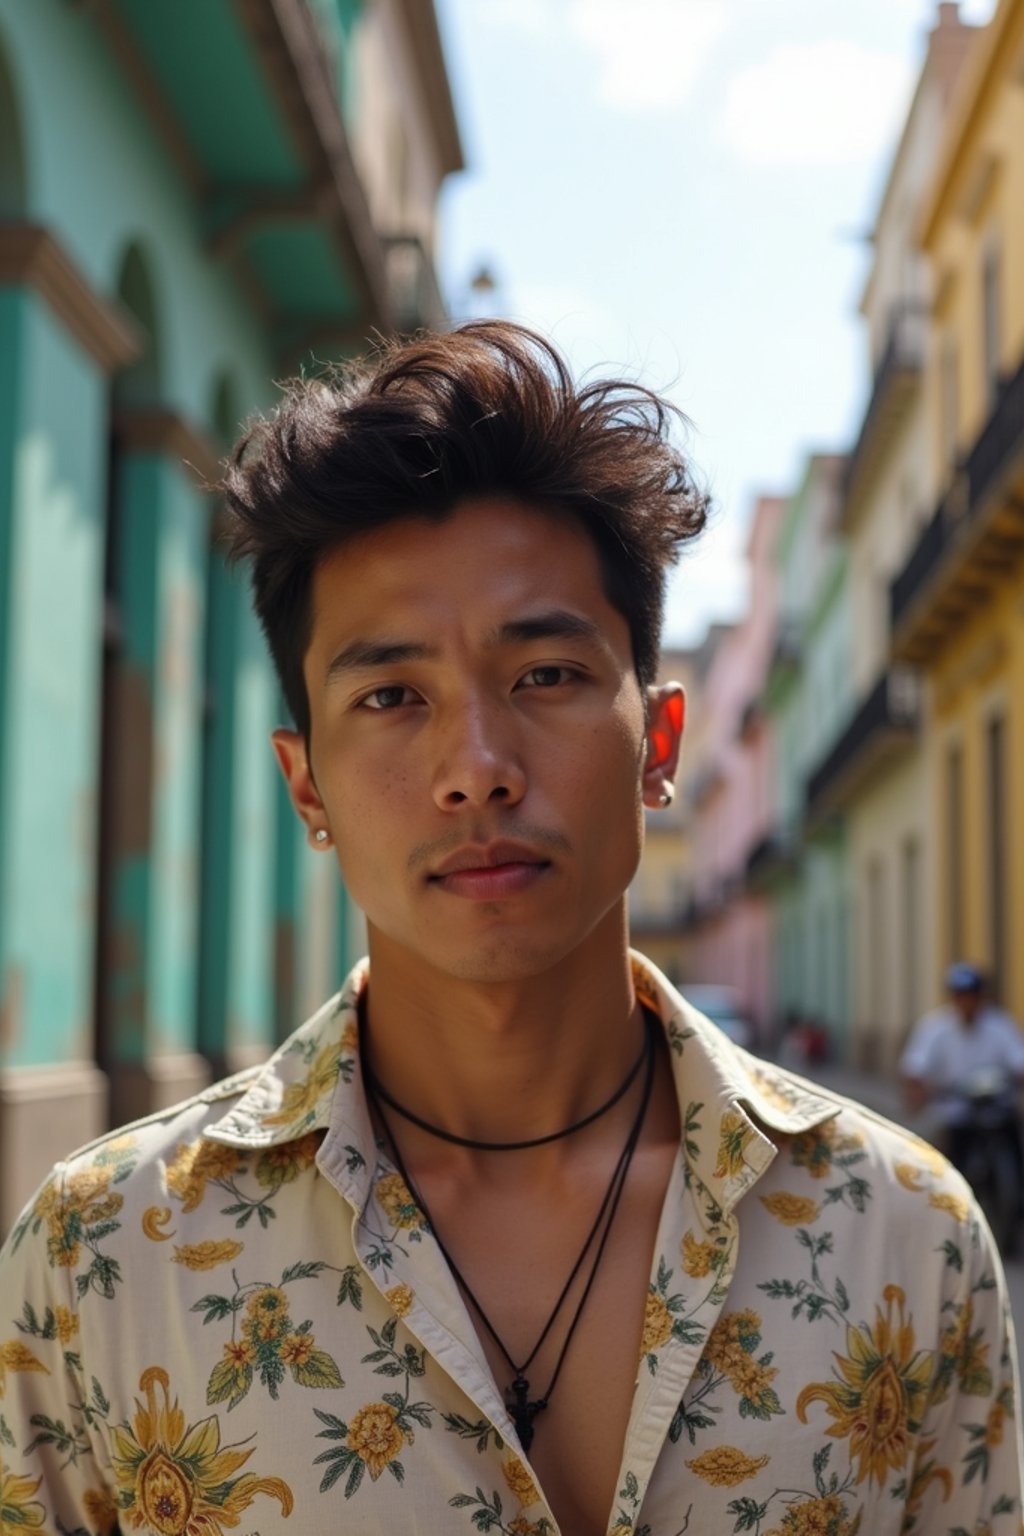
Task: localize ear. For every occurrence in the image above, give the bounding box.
[641,684,685,809]
[272,727,333,850]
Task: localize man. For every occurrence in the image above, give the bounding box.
[901,962,1024,1182]
[1,324,1020,1535]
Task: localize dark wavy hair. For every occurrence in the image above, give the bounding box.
[221,321,709,740]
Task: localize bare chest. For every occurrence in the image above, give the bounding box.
[427,1144,677,1536]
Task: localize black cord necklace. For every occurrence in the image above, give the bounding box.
[366,1011,657,1453]
[362,1017,650,1151]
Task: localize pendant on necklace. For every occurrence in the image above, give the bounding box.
[506,1374,548,1453]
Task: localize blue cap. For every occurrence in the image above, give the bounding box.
[945,962,983,994]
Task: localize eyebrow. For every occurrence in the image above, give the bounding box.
[324,609,606,685]
[324,639,435,686]
[490,610,605,649]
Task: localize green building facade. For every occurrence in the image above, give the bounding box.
[0,0,462,1227]
[760,454,853,1055]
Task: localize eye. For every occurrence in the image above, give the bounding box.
[359,685,418,711]
[518,666,576,689]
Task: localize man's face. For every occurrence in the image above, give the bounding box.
[274,496,682,984]
[951,989,982,1025]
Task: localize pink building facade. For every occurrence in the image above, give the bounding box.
[687,497,782,1043]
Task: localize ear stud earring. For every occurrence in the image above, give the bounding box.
[659,785,675,807]
[314,829,330,845]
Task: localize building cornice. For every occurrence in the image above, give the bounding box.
[112,409,222,485]
[0,225,141,374]
[235,0,393,325]
[393,0,465,179]
[918,0,1024,250]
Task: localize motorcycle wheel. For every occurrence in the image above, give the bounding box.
[974,1135,1019,1258]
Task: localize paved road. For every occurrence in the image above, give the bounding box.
[791,1058,1024,1384]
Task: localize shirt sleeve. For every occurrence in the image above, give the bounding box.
[0,1165,116,1535]
[899,1014,939,1081]
[907,1194,1024,1533]
[995,1013,1024,1077]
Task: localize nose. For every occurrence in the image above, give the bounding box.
[431,696,527,811]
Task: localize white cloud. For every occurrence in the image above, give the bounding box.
[567,0,730,113]
[720,40,914,166]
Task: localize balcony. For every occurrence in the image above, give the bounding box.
[764,618,802,705]
[890,352,1024,663]
[805,668,920,829]
[744,827,801,891]
[842,304,925,527]
[738,696,763,743]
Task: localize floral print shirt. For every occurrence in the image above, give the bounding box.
[1,953,1021,1536]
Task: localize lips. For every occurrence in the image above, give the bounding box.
[429,841,550,880]
[427,841,552,900]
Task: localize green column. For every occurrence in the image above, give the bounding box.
[0,291,106,1067]
[227,602,278,1064]
[196,565,278,1070]
[197,549,240,1069]
[100,444,211,1122]
[0,286,109,1226]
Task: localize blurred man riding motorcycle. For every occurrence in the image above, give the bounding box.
[901,963,1024,1248]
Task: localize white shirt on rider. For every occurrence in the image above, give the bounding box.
[900,1004,1024,1125]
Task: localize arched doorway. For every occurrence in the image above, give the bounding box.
[0,34,27,216]
[93,242,163,1095]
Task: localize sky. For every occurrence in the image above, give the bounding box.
[433,0,997,649]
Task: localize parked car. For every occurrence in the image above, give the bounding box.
[682,984,754,1049]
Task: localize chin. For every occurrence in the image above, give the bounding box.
[426,932,578,986]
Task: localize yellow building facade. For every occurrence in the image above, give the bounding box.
[891,0,1024,1018]
[838,5,974,1068]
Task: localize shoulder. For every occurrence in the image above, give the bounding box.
[982,1007,1023,1035]
[752,1058,974,1232]
[2,1066,263,1258]
[744,1070,997,1352]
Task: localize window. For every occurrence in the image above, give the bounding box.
[988,715,1006,1001]
[982,245,1001,409]
[867,859,885,1033]
[941,336,959,473]
[946,743,963,961]
[901,837,920,1035]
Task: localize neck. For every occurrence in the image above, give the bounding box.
[362,909,641,1152]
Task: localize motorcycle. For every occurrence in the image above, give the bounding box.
[946,1067,1022,1257]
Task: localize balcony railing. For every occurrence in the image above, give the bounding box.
[968,346,1024,511]
[738,697,762,743]
[744,827,801,890]
[766,616,802,683]
[805,667,920,825]
[842,303,925,523]
[890,350,1024,658]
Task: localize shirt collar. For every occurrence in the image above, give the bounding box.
[206,952,838,1214]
